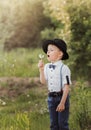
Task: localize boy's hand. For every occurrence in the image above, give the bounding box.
[38,60,46,84]
[56,85,69,112]
[38,60,44,71]
[56,103,65,112]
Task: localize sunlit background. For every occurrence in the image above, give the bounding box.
[0,0,91,79]
[0,0,91,130]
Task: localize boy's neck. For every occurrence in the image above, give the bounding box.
[51,60,61,64]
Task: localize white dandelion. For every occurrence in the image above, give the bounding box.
[39,54,44,60]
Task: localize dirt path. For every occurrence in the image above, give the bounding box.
[0,77,41,98]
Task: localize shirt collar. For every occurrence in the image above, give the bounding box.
[50,60,63,66]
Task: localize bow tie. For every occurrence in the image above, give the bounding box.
[49,64,56,69]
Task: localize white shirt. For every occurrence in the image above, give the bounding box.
[44,60,71,92]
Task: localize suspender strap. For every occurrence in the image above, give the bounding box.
[60,64,64,89]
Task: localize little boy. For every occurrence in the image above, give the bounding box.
[38,39,71,130]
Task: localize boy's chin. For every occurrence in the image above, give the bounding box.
[47,57,51,62]
[47,58,55,63]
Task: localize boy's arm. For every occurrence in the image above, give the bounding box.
[39,68,46,84]
[56,84,69,112]
[38,60,46,84]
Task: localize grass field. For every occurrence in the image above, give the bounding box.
[0,48,46,77]
[0,78,91,130]
[0,48,91,130]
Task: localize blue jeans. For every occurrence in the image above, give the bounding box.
[47,95,70,130]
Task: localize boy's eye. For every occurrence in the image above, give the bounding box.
[48,49,53,52]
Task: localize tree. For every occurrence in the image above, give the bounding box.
[42,0,71,42]
[67,0,91,79]
[0,0,52,50]
[42,0,91,80]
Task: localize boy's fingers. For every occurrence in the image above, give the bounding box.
[38,60,44,68]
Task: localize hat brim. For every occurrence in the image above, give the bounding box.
[62,51,69,60]
[42,40,52,54]
[42,39,69,60]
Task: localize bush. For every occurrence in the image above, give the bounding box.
[70,80,91,130]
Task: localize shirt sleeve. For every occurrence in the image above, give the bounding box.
[62,65,72,88]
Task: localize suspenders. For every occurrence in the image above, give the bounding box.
[60,64,70,89]
[60,64,64,89]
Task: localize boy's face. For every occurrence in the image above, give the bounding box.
[47,44,63,63]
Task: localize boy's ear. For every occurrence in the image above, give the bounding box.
[59,51,63,58]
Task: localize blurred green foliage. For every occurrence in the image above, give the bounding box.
[42,0,91,80]
[67,0,91,80]
[0,79,91,130]
[0,0,52,50]
[0,0,91,79]
[0,48,42,77]
[70,80,91,130]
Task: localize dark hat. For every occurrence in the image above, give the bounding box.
[42,38,69,60]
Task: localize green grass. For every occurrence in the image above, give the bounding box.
[0,48,91,130]
[0,86,49,130]
[69,81,91,130]
[0,48,46,77]
[0,83,91,130]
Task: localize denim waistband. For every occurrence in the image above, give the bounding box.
[48,91,63,97]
